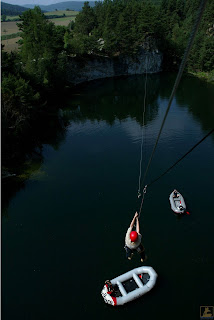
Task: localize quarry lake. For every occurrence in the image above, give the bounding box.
[2,73,214,320]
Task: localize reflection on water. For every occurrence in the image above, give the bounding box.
[2,111,68,215]
[64,73,214,142]
[3,73,214,212]
[65,74,160,127]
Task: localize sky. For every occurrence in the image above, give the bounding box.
[3,0,85,6]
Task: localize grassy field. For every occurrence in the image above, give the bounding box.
[2,15,20,21]
[2,32,22,41]
[1,10,78,21]
[2,37,21,52]
[1,21,20,35]
[1,11,78,52]
[50,16,76,26]
[45,10,78,17]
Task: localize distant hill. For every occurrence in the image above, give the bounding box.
[1,2,29,16]
[24,1,96,12]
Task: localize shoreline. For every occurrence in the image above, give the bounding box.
[188,71,214,83]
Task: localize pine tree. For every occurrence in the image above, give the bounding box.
[74,2,96,35]
[17,7,66,87]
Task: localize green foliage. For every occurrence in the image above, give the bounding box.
[1,1,28,16]
[17,7,67,88]
[66,0,163,56]
[1,32,22,40]
[1,50,39,145]
[63,0,213,72]
[74,1,96,35]
[2,73,40,141]
[2,0,213,168]
[1,7,69,164]
[68,20,75,31]
[1,49,22,75]
[45,14,67,19]
[70,33,99,54]
[64,30,71,49]
[160,0,214,72]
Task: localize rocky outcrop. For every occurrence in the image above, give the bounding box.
[66,47,162,85]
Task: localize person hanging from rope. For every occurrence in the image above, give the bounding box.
[124,212,145,262]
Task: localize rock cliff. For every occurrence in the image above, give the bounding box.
[66,47,162,85]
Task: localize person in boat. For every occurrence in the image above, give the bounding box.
[105,280,114,294]
[102,280,118,305]
[124,212,145,262]
[173,189,179,198]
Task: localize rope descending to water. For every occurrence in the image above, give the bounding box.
[138,57,148,198]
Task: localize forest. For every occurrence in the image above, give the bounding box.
[66,0,214,71]
[2,0,214,169]
[1,2,30,16]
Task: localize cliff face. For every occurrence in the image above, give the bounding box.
[66,48,162,85]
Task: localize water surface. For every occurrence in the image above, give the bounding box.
[2,73,214,320]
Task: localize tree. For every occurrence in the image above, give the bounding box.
[64,30,71,49]
[74,2,96,35]
[2,74,40,142]
[68,20,75,31]
[17,7,66,88]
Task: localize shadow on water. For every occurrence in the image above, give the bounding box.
[176,75,214,132]
[1,110,69,216]
[159,73,214,133]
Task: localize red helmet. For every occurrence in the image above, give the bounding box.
[130,231,138,242]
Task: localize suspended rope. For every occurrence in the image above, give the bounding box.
[138,0,208,216]
[138,185,147,219]
[147,128,214,188]
[137,57,148,198]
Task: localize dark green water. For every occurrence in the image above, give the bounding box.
[2,73,214,320]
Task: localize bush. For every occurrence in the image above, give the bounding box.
[2,74,40,139]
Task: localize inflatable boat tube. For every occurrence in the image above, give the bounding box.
[169,190,186,214]
[101,266,157,306]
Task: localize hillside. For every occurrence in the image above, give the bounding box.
[24,1,96,12]
[1,2,29,16]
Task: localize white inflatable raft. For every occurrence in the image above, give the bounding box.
[169,190,186,214]
[101,266,157,306]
